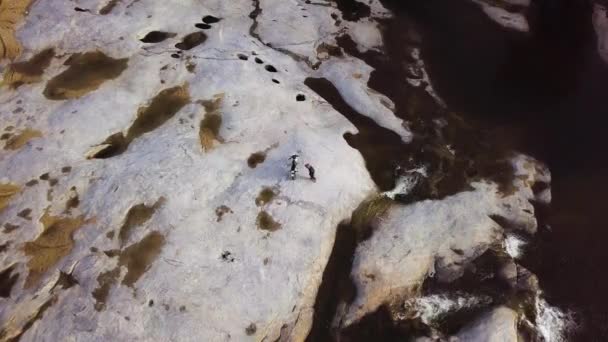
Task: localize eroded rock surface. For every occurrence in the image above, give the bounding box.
[0,0,579,341]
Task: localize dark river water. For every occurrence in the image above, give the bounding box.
[382,0,608,340]
[306,0,608,340]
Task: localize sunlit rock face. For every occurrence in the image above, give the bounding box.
[0,0,577,341]
[0,1,380,340]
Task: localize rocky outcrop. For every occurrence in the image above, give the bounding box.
[593,3,608,64]
[0,0,575,341]
[456,306,518,342]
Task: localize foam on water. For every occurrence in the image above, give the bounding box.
[400,293,491,325]
[504,233,527,259]
[535,296,577,342]
[382,166,427,200]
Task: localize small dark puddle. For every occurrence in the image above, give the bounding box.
[247,151,266,168]
[175,32,207,50]
[91,85,190,158]
[4,48,55,88]
[119,232,165,287]
[118,198,164,247]
[202,15,221,24]
[255,187,277,206]
[43,51,128,100]
[140,31,176,43]
[195,23,212,30]
[256,211,281,231]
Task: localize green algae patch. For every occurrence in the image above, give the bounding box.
[118,198,165,247]
[3,48,55,88]
[89,85,191,158]
[256,211,281,232]
[43,51,128,100]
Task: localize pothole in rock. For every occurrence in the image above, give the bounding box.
[140,31,176,43]
[202,15,221,24]
[175,32,207,50]
[195,23,212,30]
[247,151,267,168]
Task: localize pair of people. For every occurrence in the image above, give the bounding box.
[289,154,315,181]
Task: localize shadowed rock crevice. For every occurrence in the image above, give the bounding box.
[89,84,191,158]
[307,196,393,341]
[0,265,19,298]
[43,51,128,100]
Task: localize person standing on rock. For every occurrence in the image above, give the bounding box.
[289,154,299,180]
[305,163,316,182]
